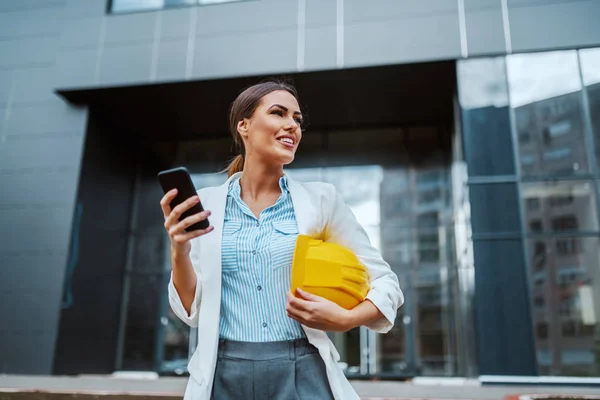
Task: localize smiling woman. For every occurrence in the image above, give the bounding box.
[161,80,403,400]
[224,81,304,179]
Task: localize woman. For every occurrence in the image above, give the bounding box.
[161,81,403,400]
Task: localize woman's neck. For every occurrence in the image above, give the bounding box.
[239,160,283,201]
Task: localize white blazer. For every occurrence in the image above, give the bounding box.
[168,172,404,400]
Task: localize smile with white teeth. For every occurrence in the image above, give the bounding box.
[278,137,294,145]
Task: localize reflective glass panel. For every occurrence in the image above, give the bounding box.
[507,51,589,177]
[110,0,244,13]
[457,57,515,176]
[527,237,600,376]
[580,48,600,172]
[111,0,194,13]
[521,181,599,234]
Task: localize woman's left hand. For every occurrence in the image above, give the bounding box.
[286,289,353,332]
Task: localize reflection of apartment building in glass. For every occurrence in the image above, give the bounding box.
[380,167,458,376]
[517,89,600,376]
[516,92,589,176]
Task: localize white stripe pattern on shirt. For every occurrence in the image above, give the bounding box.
[219,176,305,341]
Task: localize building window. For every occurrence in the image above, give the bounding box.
[530,220,543,232]
[109,0,247,14]
[534,296,545,308]
[526,197,541,211]
[561,321,576,337]
[542,147,572,161]
[547,121,572,138]
[551,215,578,231]
[549,194,574,207]
[519,130,531,144]
[555,238,580,255]
[536,322,548,339]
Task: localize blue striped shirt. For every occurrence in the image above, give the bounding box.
[219,175,305,341]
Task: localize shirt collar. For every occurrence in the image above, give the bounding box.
[228,174,289,198]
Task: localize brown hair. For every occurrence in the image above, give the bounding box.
[225,80,300,177]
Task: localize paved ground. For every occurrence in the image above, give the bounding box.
[1,375,600,399]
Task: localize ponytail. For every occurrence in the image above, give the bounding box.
[226,154,244,177]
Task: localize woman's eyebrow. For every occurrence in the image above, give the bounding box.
[268,104,302,116]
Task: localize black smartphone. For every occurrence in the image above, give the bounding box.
[157,166,210,231]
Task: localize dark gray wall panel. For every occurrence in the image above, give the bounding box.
[105,12,157,45]
[192,29,297,79]
[344,0,458,23]
[0,0,64,13]
[0,7,63,39]
[0,323,57,374]
[469,183,521,234]
[195,0,295,36]
[156,38,188,81]
[63,0,105,18]
[473,239,537,375]
[56,49,98,89]
[4,102,86,136]
[0,170,78,207]
[0,254,67,296]
[345,14,461,67]
[304,25,337,71]
[0,36,58,68]
[160,7,193,40]
[509,0,600,52]
[464,0,506,56]
[11,67,59,105]
[304,0,337,71]
[0,71,11,107]
[306,0,336,26]
[100,43,153,85]
[53,113,136,374]
[0,136,84,169]
[59,16,104,50]
[0,207,73,253]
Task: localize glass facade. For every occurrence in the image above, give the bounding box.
[156,122,477,378]
[109,0,246,14]
[154,47,600,379]
[459,47,600,377]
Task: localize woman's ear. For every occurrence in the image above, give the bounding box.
[237,119,249,139]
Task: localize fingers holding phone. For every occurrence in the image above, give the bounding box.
[158,167,214,256]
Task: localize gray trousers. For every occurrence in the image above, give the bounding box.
[210,338,335,400]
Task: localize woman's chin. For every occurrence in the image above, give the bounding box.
[273,148,296,165]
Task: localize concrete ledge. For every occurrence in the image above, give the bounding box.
[2,375,600,400]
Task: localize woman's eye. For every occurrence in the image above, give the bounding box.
[294,118,303,124]
[271,110,283,116]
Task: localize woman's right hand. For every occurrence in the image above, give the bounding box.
[160,189,214,257]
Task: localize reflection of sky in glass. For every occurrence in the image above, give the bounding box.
[580,48,600,86]
[191,172,226,189]
[507,51,582,108]
[112,0,241,11]
[287,166,383,250]
[112,0,165,12]
[457,57,509,110]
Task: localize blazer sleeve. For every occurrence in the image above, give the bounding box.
[323,185,404,334]
[168,267,202,328]
[167,214,204,328]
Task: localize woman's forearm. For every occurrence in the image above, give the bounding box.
[345,299,384,330]
[171,248,197,315]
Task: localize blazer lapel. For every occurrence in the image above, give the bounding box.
[287,176,320,237]
[198,173,239,282]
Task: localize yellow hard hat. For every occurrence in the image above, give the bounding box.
[291,235,370,310]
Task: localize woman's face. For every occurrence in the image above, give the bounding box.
[238,90,303,167]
